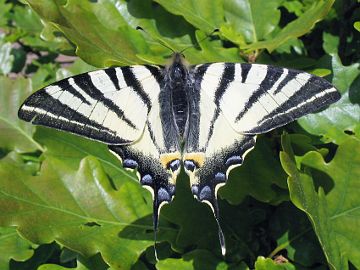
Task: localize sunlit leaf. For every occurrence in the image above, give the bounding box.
[354,21,360,32]
[244,0,334,52]
[0,151,175,269]
[280,134,360,269]
[0,35,14,75]
[254,256,295,270]
[157,250,248,270]
[0,227,34,270]
[154,0,224,33]
[298,55,360,144]
[222,0,282,45]
[0,76,44,152]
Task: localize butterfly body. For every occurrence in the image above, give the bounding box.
[18,53,341,255]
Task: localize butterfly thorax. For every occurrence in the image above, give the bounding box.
[162,53,191,139]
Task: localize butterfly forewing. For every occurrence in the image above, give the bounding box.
[18,65,162,144]
[200,63,340,134]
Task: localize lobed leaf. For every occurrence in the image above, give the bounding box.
[280,135,360,269]
[25,0,150,66]
[298,55,360,144]
[0,227,34,270]
[222,0,282,45]
[0,151,177,269]
[156,250,247,270]
[154,0,224,33]
[220,136,288,205]
[243,0,334,52]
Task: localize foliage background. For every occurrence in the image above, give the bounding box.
[0,0,359,269]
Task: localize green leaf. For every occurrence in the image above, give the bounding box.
[0,76,44,152]
[308,68,332,77]
[244,0,334,52]
[331,54,360,94]
[157,250,249,270]
[322,32,339,55]
[297,90,360,144]
[0,35,14,75]
[0,0,12,27]
[354,21,360,32]
[222,0,282,45]
[25,0,150,66]
[38,262,89,270]
[268,202,326,267]
[154,0,224,33]
[24,0,238,66]
[281,0,305,17]
[56,59,96,81]
[34,128,138,187]
[12,5,44,34]
[220,136,288,205]
[11,243,60,270]
[188,31,242,64]
[0,227,34,270]
[254,256,295,270]
[298,55,360,144]
[0,151,176,269]
[280,135,360,269]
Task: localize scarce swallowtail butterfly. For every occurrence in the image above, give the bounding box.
[18,52,341,256]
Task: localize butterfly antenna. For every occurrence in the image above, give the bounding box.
[179,29,220,54]
[136,26,175,54]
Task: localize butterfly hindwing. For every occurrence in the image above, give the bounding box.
[109,99,181,232]
[18,65,162,144]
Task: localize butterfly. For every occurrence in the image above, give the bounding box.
[18,52,340,255]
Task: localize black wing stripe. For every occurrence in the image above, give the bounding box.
[214,63,235,106]
[240,63,251,83]
[146,121,162,152]
[193,64,210,80]
[236,66,283,121]
[145,65,163,84]
[19,92,132,143]
[121,67,152,111]
[104,68,120,90]
[273,69,298,94]
[249,90,340,133]
[206,63,235,147]
[73,74,137,130]
[57,80,91,105]
[260,76,336,121]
